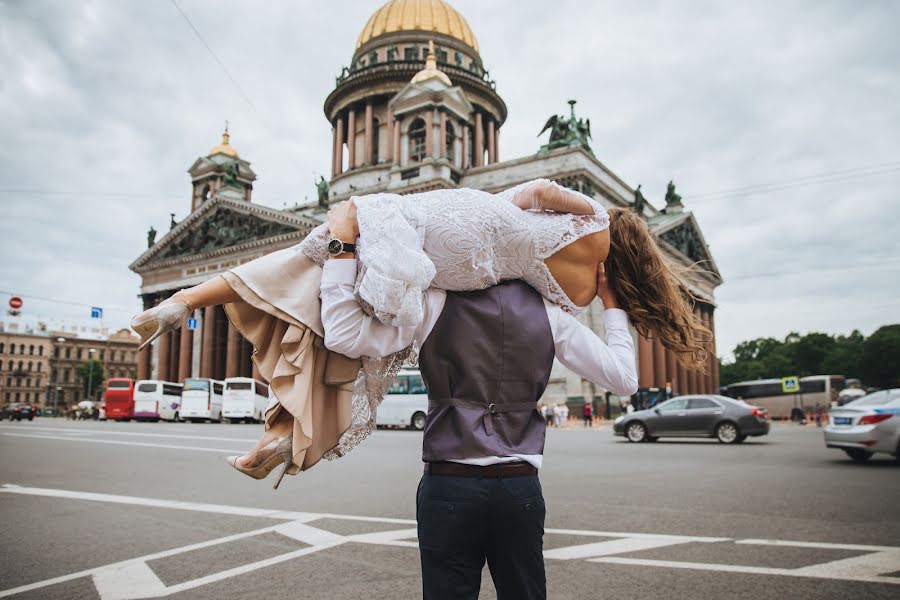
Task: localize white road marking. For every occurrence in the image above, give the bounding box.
[543,535,727,560]
[1,432,246,454]
[1,483,898,599]
[0,424,257,443]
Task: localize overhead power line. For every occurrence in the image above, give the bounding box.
[690,161,900,201]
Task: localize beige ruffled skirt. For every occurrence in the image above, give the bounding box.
[220,245,362,475]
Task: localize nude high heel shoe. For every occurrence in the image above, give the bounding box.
[131,294,194,352]
[225,434,294,490]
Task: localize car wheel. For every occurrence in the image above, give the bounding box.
[411,411,426,431]
[844,448,873,463]
[716,421,740,444]
[626,422,647,443]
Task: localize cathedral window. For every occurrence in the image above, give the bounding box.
[404,46,419,61]
[436,48,448,63]
[368,50,378,64]
[445,122,456,159]
[408,118,427,162]
[455,51,463,67]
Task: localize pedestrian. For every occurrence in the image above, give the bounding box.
[560,403,569,427]
[583,402,592,427]
[552,403,563,428]
[539,402,549,426]
[309,204,639,599]
[814,402,824,427]
[626,400,635,414]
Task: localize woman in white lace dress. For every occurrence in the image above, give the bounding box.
[132,178,711,486]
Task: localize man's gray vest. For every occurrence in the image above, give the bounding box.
[418,280,555,461]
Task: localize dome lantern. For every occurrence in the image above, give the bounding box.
[208,123,239,158]
[357,0,479,53]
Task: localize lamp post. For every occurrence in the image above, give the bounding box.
[87,347,96,404]
[54,337,65,416]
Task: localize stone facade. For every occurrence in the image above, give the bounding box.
[0,324,138,411]
[129,0,722,411]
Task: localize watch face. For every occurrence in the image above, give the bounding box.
[327,239,343,255]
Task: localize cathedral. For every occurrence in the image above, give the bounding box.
[129,0,722,408]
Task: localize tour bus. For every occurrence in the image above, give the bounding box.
[376,369,429,430]
[721,375,846,419]
[180,378,225,423]
[104,378,135,421]
[223,377,269,423]
[133,380,184,422]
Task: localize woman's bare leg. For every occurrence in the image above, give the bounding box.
[176,275,240,308]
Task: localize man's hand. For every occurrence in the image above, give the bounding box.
[326,199,359,242]
[596,262,619,310]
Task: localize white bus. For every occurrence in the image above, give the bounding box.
[223,377,269,424]
[721,375,846,420]
[133,380,183,422]
[180,378,225,423]
[377,369,429,430]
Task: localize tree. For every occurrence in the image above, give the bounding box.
[861,325,900,388]
[77,360,105,401]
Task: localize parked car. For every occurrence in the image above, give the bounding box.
[824,388,900,463]
[3,403,37,421]
[613,395,770,444]
[40,407,59,417]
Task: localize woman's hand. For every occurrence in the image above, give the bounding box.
[596,262,619,310]
[326,199,359,241]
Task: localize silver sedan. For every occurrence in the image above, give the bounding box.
[825,388,900,462]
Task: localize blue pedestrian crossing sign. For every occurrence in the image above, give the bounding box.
[187,318,198,330]
[781,376,800,393]
[90,306,103,318]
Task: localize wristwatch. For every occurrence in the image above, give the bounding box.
[327,238,356,257]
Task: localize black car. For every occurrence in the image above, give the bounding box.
[3,403,37,421]
[613,395,770,444]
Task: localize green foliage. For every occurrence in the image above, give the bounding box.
[860,325,900,388]
[76,360,105,401]
[719,326,897,388]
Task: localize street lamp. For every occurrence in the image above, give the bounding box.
[87,348,96,404]
[54,337,65,416]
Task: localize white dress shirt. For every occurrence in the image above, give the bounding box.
[319,259,639,469]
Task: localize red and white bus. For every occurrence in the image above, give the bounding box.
[104,378,135,421]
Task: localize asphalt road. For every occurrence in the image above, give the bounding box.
[0,419,897,599]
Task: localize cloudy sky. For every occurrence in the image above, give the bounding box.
[1,0,898,360]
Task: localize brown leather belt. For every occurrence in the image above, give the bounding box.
[424,461,538,478]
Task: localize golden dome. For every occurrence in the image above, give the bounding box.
[208,126,239,158]
[357,0,479,53]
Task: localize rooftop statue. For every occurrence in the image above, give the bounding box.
[223,161,240,188]
[633,184,646,214]
[316,175,330,208]
[538,100,593,155]
[147,225,157,249]
[665,180,683,207]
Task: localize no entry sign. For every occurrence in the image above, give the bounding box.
[9,297,22,310]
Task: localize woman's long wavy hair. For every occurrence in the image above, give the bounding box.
[606,207,713,372]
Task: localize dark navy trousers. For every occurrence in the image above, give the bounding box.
[416,473,546,600]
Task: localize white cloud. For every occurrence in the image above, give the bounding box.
[1,0,898,360]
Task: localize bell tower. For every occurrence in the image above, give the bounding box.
[187,124,257,211]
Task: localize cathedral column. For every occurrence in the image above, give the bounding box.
[652,337,666,388]
[386,110,394,163]
[347,107,357,170]
[178,319,193,382]
[462,124,470,168]
[474,112,484,167]
[334,116,344,176]
[364,100,374,166]
[168,329,180,382]
[425,110,434,159]
[676,355,688,396]
[392,119,401,165]
[439,111,447,158]
[704,308,717,393]
[665,348,677,394]
[487,118,496,164]
[200,305,215,378]
[637,334,653,389]
[709,309,720,391]
[494,126,500,162]
[226,323,240,378]
[331,124,338,177]
[157,328,171,382]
